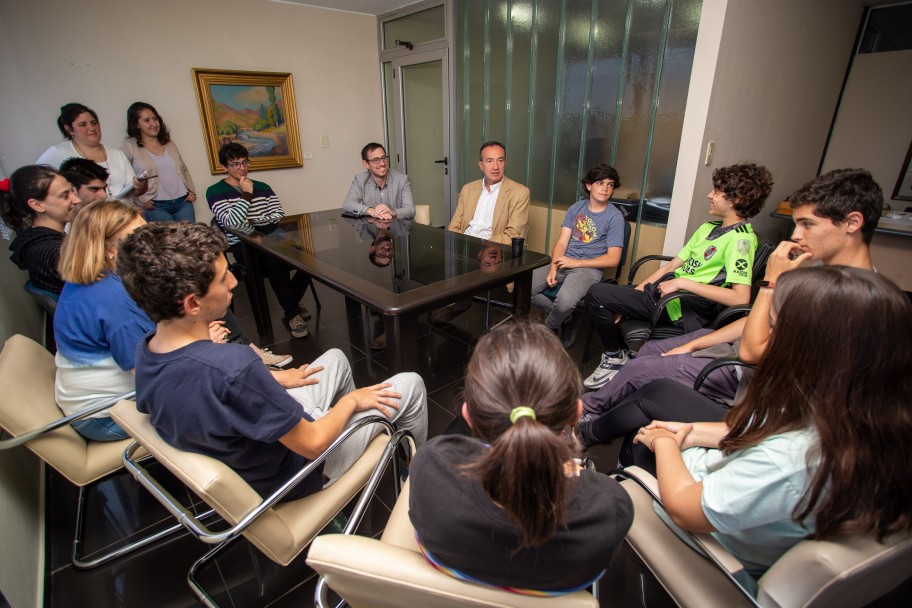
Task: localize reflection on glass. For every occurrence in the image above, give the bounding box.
[383,4,446,50]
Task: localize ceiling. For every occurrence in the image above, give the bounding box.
[273,0,423,16]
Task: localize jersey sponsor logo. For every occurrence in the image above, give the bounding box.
[736,238,751,256]
[734,258,749,277]
[682,258,701,275]
[704,245,717,261]
[574,214,598,243]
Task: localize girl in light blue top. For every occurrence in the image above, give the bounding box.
[634,266,912,577]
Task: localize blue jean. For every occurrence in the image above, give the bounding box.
[144,194,196,222]
[531,266,603,329]
[71,416,130,441]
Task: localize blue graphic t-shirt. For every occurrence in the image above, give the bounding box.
[561,199,625,260]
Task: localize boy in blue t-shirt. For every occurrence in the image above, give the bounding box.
[531,164,626,348]
[118,222,427,501]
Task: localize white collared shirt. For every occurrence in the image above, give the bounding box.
[464,180,502,239]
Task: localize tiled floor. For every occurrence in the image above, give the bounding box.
[41,280,909,607]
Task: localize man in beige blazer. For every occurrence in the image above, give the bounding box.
[432,141,531,324]
[447,141,530,244]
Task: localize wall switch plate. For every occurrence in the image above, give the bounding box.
[704,141,715,166]
[320,134,329,148]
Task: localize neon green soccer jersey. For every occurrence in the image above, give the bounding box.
[666,221,757,321]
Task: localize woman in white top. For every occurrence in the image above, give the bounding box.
[122,102,196,222]
[36,103,146,200]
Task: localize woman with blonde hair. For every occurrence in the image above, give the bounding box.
[635,266,912,580]
[54,199,149,440]
[408,322,633,594]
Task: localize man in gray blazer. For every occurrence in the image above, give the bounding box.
[343,143,416,220]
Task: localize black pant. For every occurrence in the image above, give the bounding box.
[589,379,728,476]
[231,244,308,320]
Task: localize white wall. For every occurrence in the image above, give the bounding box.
[822,49,912,289]
[667,0,863,252]
[0,0,384,215]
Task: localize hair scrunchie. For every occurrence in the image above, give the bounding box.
[0,178,9,193]
[509,406,536,424]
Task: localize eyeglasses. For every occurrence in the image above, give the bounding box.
[226,160,250,169]
[367,156,390,166]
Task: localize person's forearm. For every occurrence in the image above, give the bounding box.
[687,422,728,448]
[295,395,359,458]
[654,438,714,531]
[572,248,621,270]
[739,287,773,363]
[641,259,680,286]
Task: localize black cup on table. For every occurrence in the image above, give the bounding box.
[511,237,525,258]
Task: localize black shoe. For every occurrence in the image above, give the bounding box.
[560,311,580,349]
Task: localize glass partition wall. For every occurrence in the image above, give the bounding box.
[454,0,701,255]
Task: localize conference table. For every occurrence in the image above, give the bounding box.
[226,210,551,373]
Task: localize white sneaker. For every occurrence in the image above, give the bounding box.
[286,314,309,338]
[253,346,293,368]
[583,350,629,390]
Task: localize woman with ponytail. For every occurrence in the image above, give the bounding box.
[408,322,633,593]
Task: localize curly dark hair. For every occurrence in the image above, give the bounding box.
[789,169,882,244]
[712,163,773,219]
[59,157,109,189]
[126,102,172,147]
[117,222,228,322]
[218,142,249,166]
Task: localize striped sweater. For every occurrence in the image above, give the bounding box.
[206,179,285,246]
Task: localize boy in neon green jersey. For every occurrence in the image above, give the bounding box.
[584,163,773,389]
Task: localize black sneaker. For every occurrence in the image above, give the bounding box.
[560,311,580,349]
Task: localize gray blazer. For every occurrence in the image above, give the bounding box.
[342,169,416,220]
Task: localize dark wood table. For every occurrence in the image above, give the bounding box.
[226,210,550,373]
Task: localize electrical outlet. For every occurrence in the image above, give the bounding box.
[320,134,329,148]
[704,141,715,166]
[303,152,313,160]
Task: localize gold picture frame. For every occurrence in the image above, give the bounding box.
[192,68,303,174]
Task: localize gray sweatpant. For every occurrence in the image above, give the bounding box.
[286,349,427,484]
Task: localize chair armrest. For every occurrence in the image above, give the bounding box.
[712,304,751,329]
[118,414,398,545]
[0,390,136,450]
[611,467,752,581]
[693,355,754,392]
[627,255,675,286]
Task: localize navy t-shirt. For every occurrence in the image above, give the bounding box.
[134,336,323,499]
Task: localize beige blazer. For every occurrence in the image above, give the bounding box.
[447,176,530,245]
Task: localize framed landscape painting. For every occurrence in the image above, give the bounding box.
[192,68,303,173]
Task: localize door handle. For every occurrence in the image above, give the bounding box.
[434,157,448,166]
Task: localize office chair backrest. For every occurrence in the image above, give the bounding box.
[0,335,127,486]
[610,203,633,283]
[24,280,59,315]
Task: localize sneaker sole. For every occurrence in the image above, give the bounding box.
[269,355,293,367]
[290,328,309,338]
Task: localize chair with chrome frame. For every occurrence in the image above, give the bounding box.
[0,334,193,569]
[613,466,912,608]
[307,478,600,608]
[110,399,414,608]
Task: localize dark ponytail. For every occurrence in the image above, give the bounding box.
[0,165,59,232]
[463,322,582,548]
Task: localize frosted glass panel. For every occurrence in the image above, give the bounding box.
[455,0,701,249]
[383,5,445,50]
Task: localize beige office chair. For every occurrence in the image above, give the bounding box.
[307,480,600,608]
[0,334,184,569]
[616,466,912,608]
[414,204,431,225]
[111,400,412,608]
